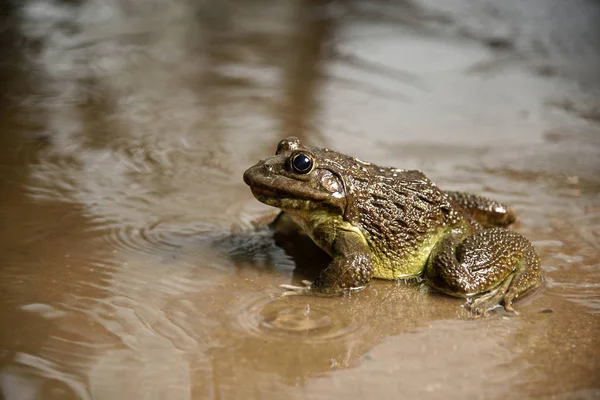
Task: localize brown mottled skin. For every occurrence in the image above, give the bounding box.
[243,137,541,315]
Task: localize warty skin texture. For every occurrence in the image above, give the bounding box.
[243,137,541,315]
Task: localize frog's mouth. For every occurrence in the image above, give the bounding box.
[244,165,322,202]
[243,162,347,213]
[250,186,280,199]
[249,184,318,203]
[248,184,347,217]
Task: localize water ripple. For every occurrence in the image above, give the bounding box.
[101,221,200,256]
[234,294,360,344]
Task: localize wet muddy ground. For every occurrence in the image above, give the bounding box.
[0,0,599,399]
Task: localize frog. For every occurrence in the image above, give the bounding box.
[243,137,541,315]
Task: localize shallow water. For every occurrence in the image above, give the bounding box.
[0,0,599,399]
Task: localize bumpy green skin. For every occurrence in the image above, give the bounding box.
[243,137,541,315]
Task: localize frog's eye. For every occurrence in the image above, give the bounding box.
[291,153,313,174]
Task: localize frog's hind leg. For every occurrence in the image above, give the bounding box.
[500,242,542,313]
[445,191,516,228]
[424,227,541,316]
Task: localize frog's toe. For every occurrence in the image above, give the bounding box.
[280,280,313,296]
[465,296,499,317]
[463,271,519,317]
[465,287,505,317]
[502,295,519,315]
[465,292,520,317]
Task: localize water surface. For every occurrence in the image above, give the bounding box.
[0,0,599,399]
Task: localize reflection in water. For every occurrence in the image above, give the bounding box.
[280,0,333,142]
[0,0,599,399]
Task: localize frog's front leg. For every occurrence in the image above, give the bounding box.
[282,227,374,296]
[424,226,541,315]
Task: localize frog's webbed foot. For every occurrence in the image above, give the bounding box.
[280,280,313,296]
[280,280,367,297]
[464,274,517,317]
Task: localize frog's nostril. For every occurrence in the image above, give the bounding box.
[264,159,276,172]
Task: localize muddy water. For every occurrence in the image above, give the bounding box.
[0,0,599,399]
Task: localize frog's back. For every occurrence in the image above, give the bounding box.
[345,168,462,279]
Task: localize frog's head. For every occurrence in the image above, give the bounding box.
[243,137,347,214]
